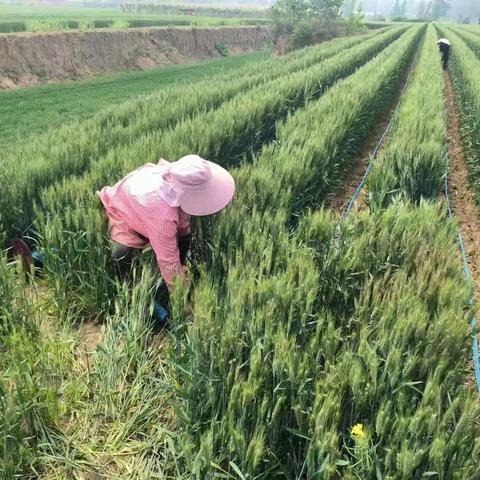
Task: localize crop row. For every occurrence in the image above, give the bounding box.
[169,26,423,476]
[190,24,421,304]
[173,206,479,479]
[462,25,480,37]
[0,26,403,240]
[37,25,402,206]
[450,25,480,58]
[3,25,423,478]
[441,27,480,205]
[366,26,447,208]
[0,242,179,480]
[29,27,411,319]
[224,25,421,223]
[167,24,480,479]
[3,24,480,478]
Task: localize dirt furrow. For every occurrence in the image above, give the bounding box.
[326,49,419,214]
[444,72,480,390]
[444,73,480,301]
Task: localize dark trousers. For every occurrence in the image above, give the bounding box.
[111,234,192,282]
[442,52,449,70]
[112,234,192,311]
[111,242,136,282]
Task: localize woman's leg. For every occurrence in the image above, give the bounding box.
[178,233,192,265]
[111,242,135,282]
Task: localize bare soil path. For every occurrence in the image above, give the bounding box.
[444,73,480,302]
[28,284,106,363]
[76,322,105,363]
[444,72,480,389]
[27,279,167,365]
[326,49,419,214]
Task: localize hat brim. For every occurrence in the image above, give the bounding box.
[179,161,235,216]
[437,39,450,45]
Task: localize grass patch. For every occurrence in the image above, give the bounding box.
[0,50,270,150]
[0,4,268,33]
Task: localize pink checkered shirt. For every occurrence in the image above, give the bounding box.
[98,161,191,288]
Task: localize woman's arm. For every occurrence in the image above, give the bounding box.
[149,218,188,290]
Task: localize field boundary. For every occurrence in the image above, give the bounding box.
[0,25,270,88]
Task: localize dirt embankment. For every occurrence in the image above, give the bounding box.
[0,26,270,89]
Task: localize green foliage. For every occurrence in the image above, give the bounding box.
[0,27,392,241]
[0,50,269,151]
[2,24,479,479]
[165,27,473,479]
[78,18,95,30]
[290,20,316,49]
[0,20,26,32]
[0,255,75,477]
[0,4,267,34]
[215,41,229,56]
[269,0,345,50]
[32,27,404,320]
[111,19,130,30]
[172,168,479,476]
[247,25,421,216]
[0,254,183,477]
[343,0,367,35]
[172,179,480,477]
[368,25,447,208]
[269,0,344,24]
[25,19,69,32]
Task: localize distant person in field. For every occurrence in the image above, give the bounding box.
[97,155,235,290]
[437,38,450,70]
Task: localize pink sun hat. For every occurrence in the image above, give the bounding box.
[168,155,235,216]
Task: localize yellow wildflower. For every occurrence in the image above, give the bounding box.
[351,423,366,440]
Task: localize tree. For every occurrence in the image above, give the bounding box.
[269,0,347,52]
[344,0,367,34]
[270,0,345,25]
[391,0,407,17]
[344,0,365,19]
[431,0,451,18]
[416,0,427,18]
[343,0,356,16]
